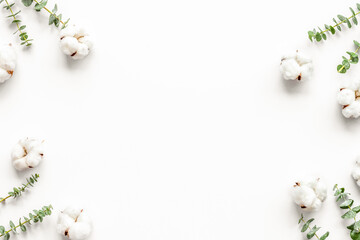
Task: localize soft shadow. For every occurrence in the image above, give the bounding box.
[64,51,94,70]
[281,77,310,95]
[338,109,360,130]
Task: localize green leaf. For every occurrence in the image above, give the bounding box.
[342,210,356,219]
[355,41,360,48]
[351,7,356,15]
[4,233,10,240]
[52,4,57,13]
[346,18,352,28]
[21,0,33,7]
[308,31,315,41]
[334,187,345,196]
[354,205,360,213]
[307,226,321,239]
[0,226,5,234]
[338,64,347,73]
[357,3,360,11]
[62,18,70,29]
[330,26,336,34]
[315,32,322,42]
[7,10,21,18]
[9,221,14,229]
[34,0,47,11]
[338,14,347,21]
[348,52,359,63]
[298,214,304,224]
[337,192,351,201]
[320,232,329,240]
[340,199,354,209]
[9,220,16,234]
[351,230,360,240]
[48,14,56,25]
[333,184,338,191]
[355,221,360,231]
[20,224,26,232]
[302,218,314,232]
[342,61,349,70]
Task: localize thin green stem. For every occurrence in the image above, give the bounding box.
[0,218,31,237]
[32,0,64,25]
[338,46,360,73]
[4,0,31,45]
[0,174,39,203]
[0,205,53,238]
[301,218,320,240]
[322,11,360,34]
[335,186,357,223]
[0,196,11,204]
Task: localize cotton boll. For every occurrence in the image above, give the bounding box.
[57,214,75,235]
[337,89,355,106]
[57,206,92,240]
[296,52,312,65]
[280,51,313,81]
[11,138,44,171]
[68,223,92,240]
[308,178,327,202]
[337,79,360,118]
[352,169,360,187]
[352,158,360,187]
[342,101,360,118]
[299,64,313,79]
[292,184,317,210]
[292,178,327,211]
[0,68,11,82]
[310,198,322,211]
[347,79,360,91]
[12,159,29,171]
[280,58,301,80]
[72,44,89,60]
[76,212,92,225]
[60,37,80,56]
[63,206,83,220]
[78,36,93,49]
[0,43,16,83]
[59,25,92,60]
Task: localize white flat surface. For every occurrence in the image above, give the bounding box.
[1,0,360,239]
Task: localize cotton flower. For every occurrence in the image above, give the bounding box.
[337,79,360,118]
[60,25,92,60]
[280,51,313,81]
[292,178,327,211]
[57,206,92,240]
[0,43,16,83]
[11,138,44,171]
[352,158,360,187]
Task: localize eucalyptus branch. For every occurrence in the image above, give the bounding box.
[0,0,32,46]
[21,0,69,29]
[298,214,329,240]
[333,184,360,240]
[0,174,39,204]
[337,40,360,74]
[308,4,360,42]
[0,205,53,240]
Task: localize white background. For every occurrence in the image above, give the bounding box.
[1,0,360,239]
